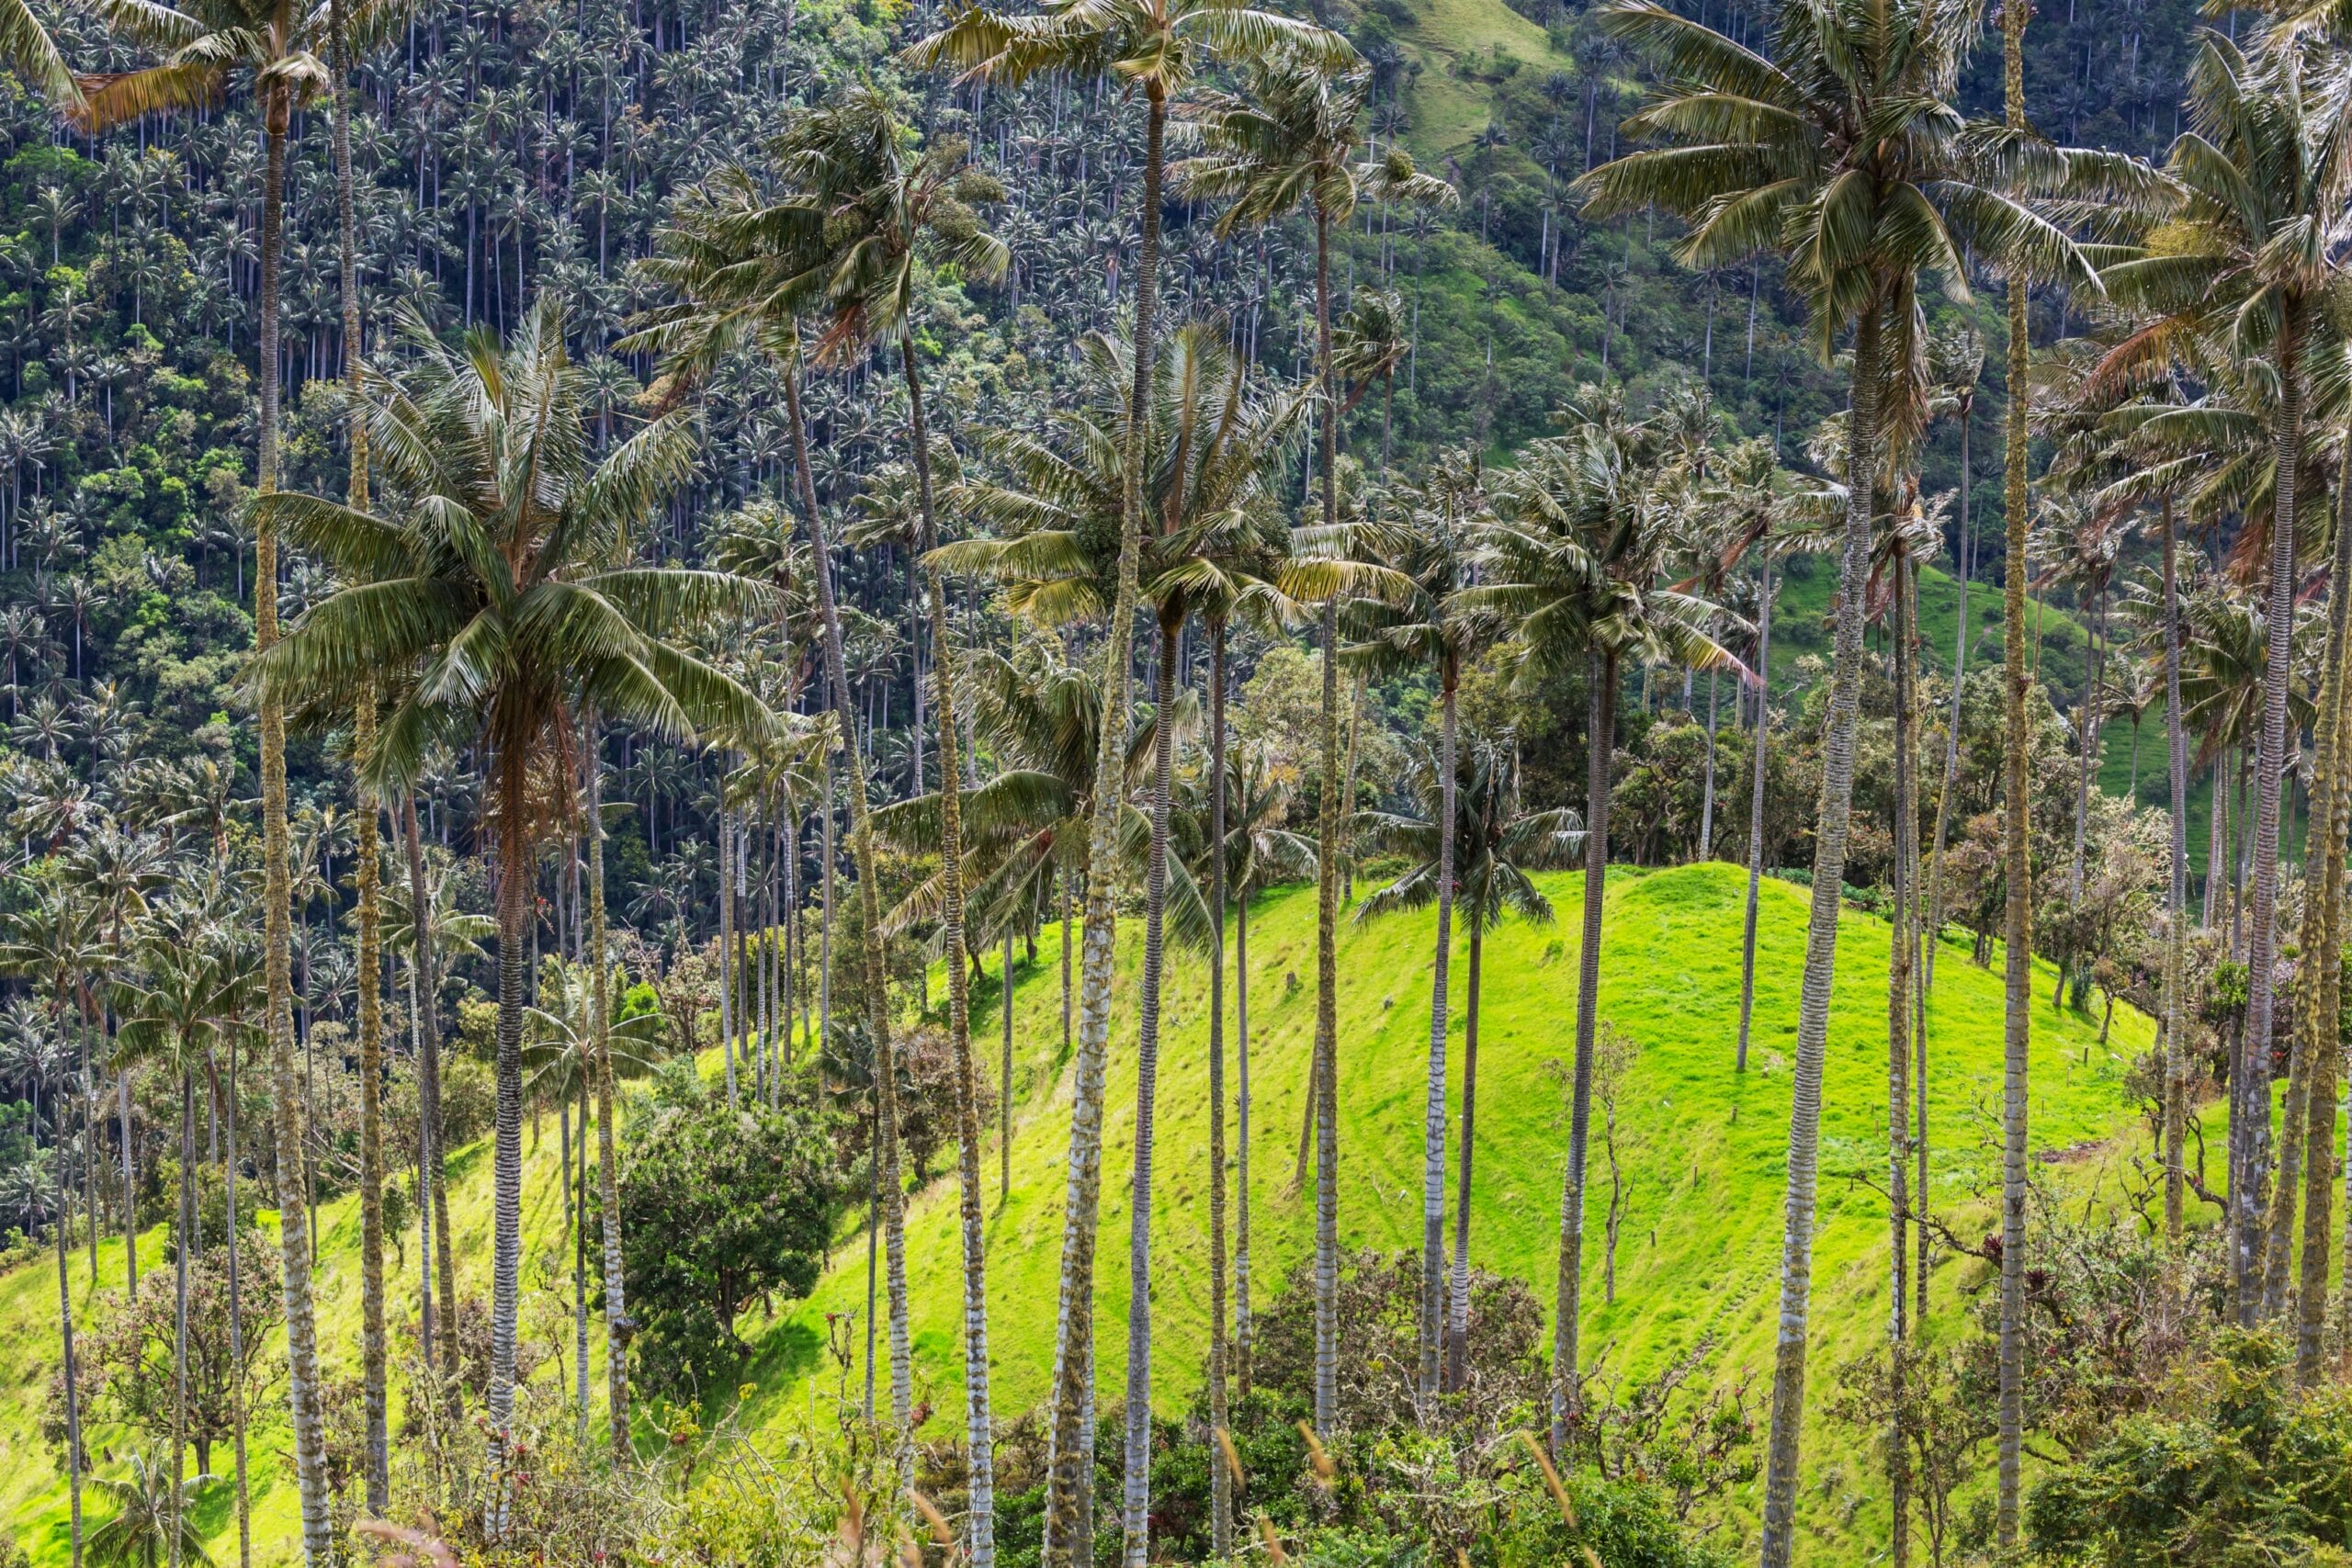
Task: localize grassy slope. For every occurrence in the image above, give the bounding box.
[1,862,2154,1564]
[1388,0,1576,156]
[742,861,2151,1562]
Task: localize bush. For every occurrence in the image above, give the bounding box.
[605,1079,837,1404]
[2028,1330,2352,1566]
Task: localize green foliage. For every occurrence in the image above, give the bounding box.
[2028,1332,2352,1565]
[610,1079,838,1403]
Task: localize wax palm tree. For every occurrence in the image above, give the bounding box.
[251,300,772,1521]
[1174,43,1451,1451]
[627,175,919,1471]
[1332,286,1409,477]
[1181,740,1315,1404]
[85,1450,211,1568]
[73,1,353,1547]
[1460,394,1735,1455]
[1333,446,1484,1413]
[906,13,1351,1551]
[1574,0,2130,1545]
[749,82,1008,1514]
[1922,322,1987,1002]
[111,891,255,1568]
[935,321,1298,1550]
[1352,730,1580,1392]
[0,874,104,1568]
[2092,30,2352,1325]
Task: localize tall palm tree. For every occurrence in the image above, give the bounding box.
[903,0,1336,1541]
[110,893,254,1568]
[1183,742,1315,1404]
[1336,448,1484,1414]
[252,301,772,1523]
[756,81,1009,1524]
[1576,0,2121,1545]
[906,12,1352,1553]
[1461,396,1733,1455]
[322,0,399,1507]
[1174,43,1448,1452]
[628,182,921,1464]
[1922,323,1986,1004]
[2093,28,2352,1329]
[74,3,349,1550]
[933,321,1297,1551]
[1353,731,1580,1392]
[1,877,104,1568]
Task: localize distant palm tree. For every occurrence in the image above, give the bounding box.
[1175,42,1450,1446]
[1353,731,1579,1391]
[85,1450,211,1568]
[758,82,1010,1517]
[252,301,771,1525]
[1461,393,1733,1453]
[905,3,1352,1547]
[1337,447,1485,1413]
[111,891,254,1568]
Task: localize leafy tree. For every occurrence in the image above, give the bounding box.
[252,299,770,1509]
[608,1083,837,1404]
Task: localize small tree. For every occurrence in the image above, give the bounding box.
[47,1224,285,1477]
[607,1078,837,1401]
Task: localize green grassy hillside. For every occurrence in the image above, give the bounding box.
[745,862,2149,1561]
[1,863,2154,1564]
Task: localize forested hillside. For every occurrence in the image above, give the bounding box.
[0,0,2344,1560]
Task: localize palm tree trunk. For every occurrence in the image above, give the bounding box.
[1002,921,1014,1201]
[2234,293,2306,1325]
[2162,497,2189,1246]
[1555,645,1616,1455]
[1737,561,1775,1071]
[2269,471,2352,1324]
[1993,24,2035,1530]
[899,329,993,1563]
[1445,918,1482,1393]
[1235,884,1254,1403]
[582,715,630,1458]
[782,352,912,1452]
[1757,297,1883,1568]
[1042,84,1164,1566]
[1419,654,1458,1415]
[205,1044,251,1568]
[254,82,334,1564]
[1060,865,1072,1066]
[53,1045,84,1568]
[1887,549,1917,1568]
[355,693,389,1513]
[720,806,737,1103]
[331,0,384,1505]
[2296,469,2352,1376]
[1925,398,1973,1000]
[485,752,532,1530]
[1121,616,1182,1567]
[402,794,458,1388]
[1206,624,1234,1558]
[1699,669,1719,859]
[173,1066,193,1568]
[1309,202,1345,1443]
